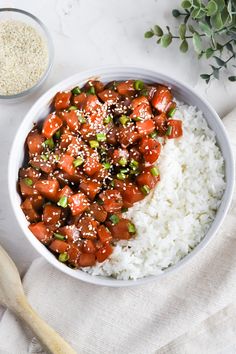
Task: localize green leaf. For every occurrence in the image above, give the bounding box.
[210,65,220,79]
[211,12,223,29]
[145,31,154,38]
[180,39,189,52]
[200,74,211,80]
[156,38,161,44]
[192,0,201,6]
[160,34,172,48]
[193,32,202,53]
[179,23,187,40]
[206,1,218,16]
[228,76,236,81]
[199,22,212,36]
[205,47,214,58]
[191,7,201,18]
[214,56,226,66]
[172,9,181,17]
[181,0,192,9]
[153,25,163,36]
[188,24,195,33]
[214,0,225,12]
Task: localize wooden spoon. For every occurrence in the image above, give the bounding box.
[0,244,77,354]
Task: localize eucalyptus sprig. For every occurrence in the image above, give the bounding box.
[145,0,236,83]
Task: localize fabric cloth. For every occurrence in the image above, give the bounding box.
[0,108,236,354]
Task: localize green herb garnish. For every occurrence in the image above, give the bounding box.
[141,185,150,195]
[96,133,107,142]
[23,178,33,186]
[134,80,144,90]
[59,252,69,262]
[73,157,84,167]
[109,214,120,224]
[54,233,65,240]
[89,140,99,148]
[57,196,68,208]
[72,86,81,95]
[150,166,159,176]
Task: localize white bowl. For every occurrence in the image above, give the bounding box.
[8,66,235,287]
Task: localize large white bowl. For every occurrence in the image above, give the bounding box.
[8,66,235,287]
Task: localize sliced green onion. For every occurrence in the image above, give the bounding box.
[130,159,139,170]
[140,88,148,97]
[97,198,104,205]
[87,86,96,95]
[116,172,126,180]
[109,214,119,224]
[120,168,129,174]
[59,252,69,262]
[104,115,112,124]
[78,115,86,124]
[54,130,61,139]
[118,157,127,166]
[166,126,173,136]
[54,233,65,240]
[72,86,81,95]
[103,162,111,170]
[140,185,150,195]
[119,115,129,125]
[41,154,49,161]
[57,196,68,208]
[73,157,84,167]
[89,140,99,148]
[133,116,143,122]
[121,207,128,213]
[149,130,158,139]
[54,154,60,161]
[168,107,176,117]
[150,166,159,177]
[110,180,115,187]
[128,223,136,233]
[96,133,106,142]
[134,80,144,91]
[43,137,54,149]
[23,177,33,186]
[68,106,77,111]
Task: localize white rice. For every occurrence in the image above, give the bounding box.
[85,102,226,280]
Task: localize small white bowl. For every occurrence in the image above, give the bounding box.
[8,66,235,287]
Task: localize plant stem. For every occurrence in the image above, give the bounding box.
[209,54,235,78]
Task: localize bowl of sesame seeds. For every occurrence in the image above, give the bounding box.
[0,8,53,101]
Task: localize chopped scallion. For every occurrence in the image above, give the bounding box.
[103,162,111,170]
[23,178,33,186]
[41,154,49,161]
[168,107,176,117]
[71,86,81,95]
[128,223,136,233]
[87,86,96,95]
[134,80,144,91]
[68,106,77,111]
[116,172,126,180]
[130,159,139,170]
[89,140,99,148]
[119,115,129,125]
[150,166,159,176]
[57,196,68,208]
[109,214,119,224]
[121,207,128,213]
[104,115,112,124]
[43,137,54,149]
[59,252,69,262]
[78,115,86,124]
[149,130,158,138]
[54,233,65,240]
[166,125,173,136]
[96,133,106,142]
[133,116,142,122]
[118,157,127,166]
[54,130,61,139]
[140,185,150,195]
[73,157,84,167]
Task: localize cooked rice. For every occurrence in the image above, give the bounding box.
[85,102,226,280]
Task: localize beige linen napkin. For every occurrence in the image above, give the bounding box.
[0,109,235,354]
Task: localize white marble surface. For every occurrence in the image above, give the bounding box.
[0,0,236,276]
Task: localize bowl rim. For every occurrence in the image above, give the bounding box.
[0,7,54,100]
[8,65,235,287]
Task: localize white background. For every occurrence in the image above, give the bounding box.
[0,0,236,275]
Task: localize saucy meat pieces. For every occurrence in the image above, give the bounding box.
[19,79,183,268]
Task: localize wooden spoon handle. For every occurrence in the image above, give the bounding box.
[14,295,77,354]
